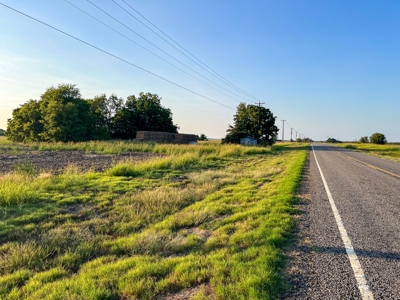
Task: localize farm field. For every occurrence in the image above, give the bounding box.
[0,137,308,300]
[339,143,400,163]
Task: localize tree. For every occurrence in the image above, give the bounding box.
[87,93,124,140]
[7,84,97,142]
[112,92,179,139]
[369,132,387,144]
[359,136,369,143]
[198,133,208,141]
[0,129,4,136]
[6,100,44,142]
[223,103,278,145]
[326,138,341,143]
[38,84,94,142]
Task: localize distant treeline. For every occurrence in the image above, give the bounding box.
[6,84,178,143]
[0,129,5,136]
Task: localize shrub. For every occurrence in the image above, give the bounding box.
[370,133,387,144]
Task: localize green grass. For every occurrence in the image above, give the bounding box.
[0,140,308,299]
[340,143,400,163]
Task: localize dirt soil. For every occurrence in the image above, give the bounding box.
[0,150,159,174]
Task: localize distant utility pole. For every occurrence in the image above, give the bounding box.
[281,120,286,141]
[290,128,293,141]
[255,102,265,131]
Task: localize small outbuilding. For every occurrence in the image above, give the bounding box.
[240,136,257,146]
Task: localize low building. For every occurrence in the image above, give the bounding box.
[240,136,257,145]
[135,131,197,144]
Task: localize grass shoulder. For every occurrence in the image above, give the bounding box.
[338,143,400,163]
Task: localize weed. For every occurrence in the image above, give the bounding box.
[12,161,39,176]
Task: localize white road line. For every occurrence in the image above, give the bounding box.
[311,145,374,300]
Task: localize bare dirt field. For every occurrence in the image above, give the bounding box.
[0,150,159,174]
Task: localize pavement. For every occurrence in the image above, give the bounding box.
[282,143,400,299]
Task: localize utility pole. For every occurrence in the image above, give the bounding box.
[255,102,265,130]
[290,128,293,141]
[281,120,286,141]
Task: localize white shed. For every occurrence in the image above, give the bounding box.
[240,136,257,145]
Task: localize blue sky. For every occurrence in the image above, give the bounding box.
[1,0,399,141]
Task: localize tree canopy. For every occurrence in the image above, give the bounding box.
[197,134,208,141]
[6,84,178,142]
[223,103,278,145]
[112,92,178,139]
[326,138,342,143]
[369,132,387,144]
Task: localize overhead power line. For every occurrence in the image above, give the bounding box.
[116,0,263,103]
[86,0,254,103]
[0,2,235,111]
[65,0,244,105]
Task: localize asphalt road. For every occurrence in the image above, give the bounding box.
[283,143,400,299]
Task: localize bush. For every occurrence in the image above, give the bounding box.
[370,133,387,144]
[326,138,341,143]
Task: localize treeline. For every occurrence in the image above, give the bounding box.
[6,84,178,143]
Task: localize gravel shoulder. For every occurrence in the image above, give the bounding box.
[0,150,159,174]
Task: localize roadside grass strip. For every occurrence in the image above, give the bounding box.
[340,143,400,163]
[0,142,307,299]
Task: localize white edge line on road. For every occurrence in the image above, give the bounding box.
[311,144,374,300]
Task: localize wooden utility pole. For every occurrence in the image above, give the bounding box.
[255,102,265,139]
[255,102,265,127]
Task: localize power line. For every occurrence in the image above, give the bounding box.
[86,0,255,103]
[0,2,235,111]
[65,0,244,105]
[117,0,263,103]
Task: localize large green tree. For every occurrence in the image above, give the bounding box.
[223,103,278,145]
[38,84,94,142]
[370,132,387,144]
[6,100,44,142]
[7,84,97,142]
[87,93,124,139]
[113,92,178,139]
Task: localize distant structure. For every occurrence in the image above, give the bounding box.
[135,131,197,144]
[240,136,257,146]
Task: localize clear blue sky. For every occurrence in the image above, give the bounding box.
[1,0,399,141]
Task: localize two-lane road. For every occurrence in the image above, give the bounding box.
[284,144,400,299]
